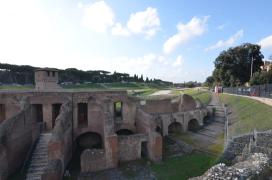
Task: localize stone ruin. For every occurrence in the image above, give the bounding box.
[192,130,272,179]
[190,153,270,180]
[0,68,208,180]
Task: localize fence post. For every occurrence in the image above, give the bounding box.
[224,104,229,149]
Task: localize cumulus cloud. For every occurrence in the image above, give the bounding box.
[163,16,209,54]
[80,2,160,38]
[111,23,130,36]
[258,35,272,50]
[172,55,184,67]
[205,29,244,51]
[81,1,115,32]
[126,7,160,38]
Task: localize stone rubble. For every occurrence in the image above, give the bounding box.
[190,153,270,180]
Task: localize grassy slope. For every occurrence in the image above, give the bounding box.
[219,94,272,137]
[181,89,212,106]
[151,152,216,180]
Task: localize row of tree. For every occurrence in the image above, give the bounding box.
[204,43,272,87]
[0,63,172,85]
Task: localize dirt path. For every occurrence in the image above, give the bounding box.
[150,90,172,96]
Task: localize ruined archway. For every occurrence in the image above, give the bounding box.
[76,132,103,150]
[67,132,103,174]
[168,122,183,134]
[188,119,200,132]
[203,115,210,125]
[116,129,134,136]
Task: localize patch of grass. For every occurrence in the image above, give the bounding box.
[151,152,216,180]
[219,94,272,137]
[62,83,106,89]
[0,85,34,90]
[208,133,224,155]
[173,132,196,145]
[181,89,211,106]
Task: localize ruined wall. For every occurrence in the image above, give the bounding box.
[118,134,147,162]
[136,109,162,161]
[80,149,107,173]
[0,97,34,180]
[223,130,272,162]
[140,99,173,114]
[43,101,73,180]
[191,153,270,180]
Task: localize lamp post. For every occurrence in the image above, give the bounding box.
[250,55,254,78]
[249,49,254,78]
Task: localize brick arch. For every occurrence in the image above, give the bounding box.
[168,122,183,134]
[188,119,200,132]
[76,131,103,150]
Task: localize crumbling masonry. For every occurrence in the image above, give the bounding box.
[0,68,208,180]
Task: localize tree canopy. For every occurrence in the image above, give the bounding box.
[212,43,264,87]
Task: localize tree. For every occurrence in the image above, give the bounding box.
[250,71,272,85]
[213,43,264,87]
[204,76,214,88]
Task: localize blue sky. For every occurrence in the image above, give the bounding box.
[0,0,272,82]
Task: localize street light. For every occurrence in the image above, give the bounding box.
[249,49,255,78]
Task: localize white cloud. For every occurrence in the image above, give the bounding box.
[205,29,244,51]
[258,35,272,50]
[172,55,184,67]
[217,23,226,30]
[111,23,130,36]
[163,16,209,54]
[126,7,160,38]
[80,3,160,38]
[81,1,115,32]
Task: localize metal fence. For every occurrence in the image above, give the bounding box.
[223,83,272,98]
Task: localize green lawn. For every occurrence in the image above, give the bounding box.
[151,152,216,180]
[180,89,212,106]
[0,85,34,90]
[219,94,272,137]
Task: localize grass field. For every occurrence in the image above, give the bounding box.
[0,85,34,90]
[219,94,272,137]
[180,89,212,106]
[151,152,216,180]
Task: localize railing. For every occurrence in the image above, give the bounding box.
[223,83,272,98]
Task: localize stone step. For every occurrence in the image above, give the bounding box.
[25,133,51,180]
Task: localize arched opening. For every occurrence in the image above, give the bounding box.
[203,115,210,125]
[67,132,103,175]
[116,129,134,136]
[188,119,200,132]
[52,103,62,128]
[168,122,183,134]
[77,132,103,150]
[156,126,162,135]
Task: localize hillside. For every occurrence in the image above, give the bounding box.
[0,63,172,86]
